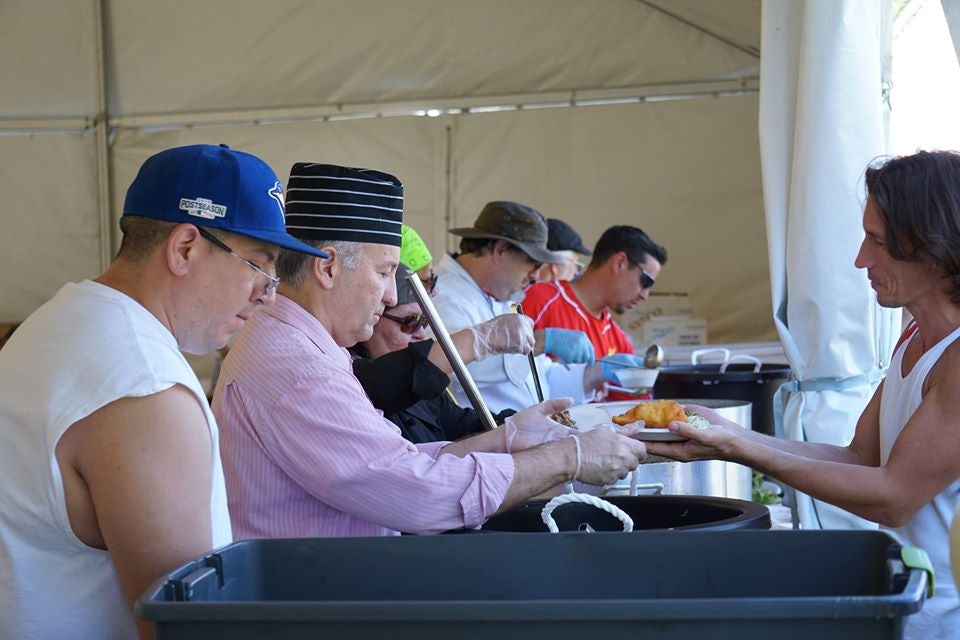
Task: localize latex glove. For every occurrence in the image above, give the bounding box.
[502,397,576,453]
[471,314,535,360]
[543,328,595,365]
[600,353,644,385]
[569,424,647,485]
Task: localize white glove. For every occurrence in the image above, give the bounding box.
[470,313,535,361]
[502,397,576,453]
[568,424,647,486]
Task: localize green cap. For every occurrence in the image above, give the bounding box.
[400,225,433,272]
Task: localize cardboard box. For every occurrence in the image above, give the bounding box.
[636,316,707,347]
[616,292,693,336]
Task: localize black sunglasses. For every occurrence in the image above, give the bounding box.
[382,312,430,334]
[627,257,656,289]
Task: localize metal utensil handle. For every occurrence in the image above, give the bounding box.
[599,357,646,370]
[540,493,634,533]
[690,347,731,365]
[406,273,498,432]
[719,354,763,374]
[514,304,545,402]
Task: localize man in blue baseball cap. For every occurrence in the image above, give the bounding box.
[0,144,325,639]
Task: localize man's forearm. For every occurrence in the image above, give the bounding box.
[495,439,576,513]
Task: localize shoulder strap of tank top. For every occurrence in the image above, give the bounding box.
[894,319,918,352]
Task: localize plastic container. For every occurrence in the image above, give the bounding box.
[137,530,930,640]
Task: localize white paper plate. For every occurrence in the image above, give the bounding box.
[566,401,697,442]
[628,428,686,442]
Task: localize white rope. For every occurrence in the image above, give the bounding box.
[540,493,634,533]
[563,434,582,493]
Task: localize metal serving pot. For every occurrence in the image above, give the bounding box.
[654,356,791,436]
[601,398,753,501]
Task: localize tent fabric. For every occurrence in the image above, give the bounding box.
[1,0,772,346]
[102,0,758,118]
[108,94,771,344]
[759,0,899,530]
[0,133,101,321]
[450,97,772,343]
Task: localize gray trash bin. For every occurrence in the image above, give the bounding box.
[136,530,931,640]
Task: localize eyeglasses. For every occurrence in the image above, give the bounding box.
[197,227,280,292]
[382,312,430,334]
[627,258,656,290]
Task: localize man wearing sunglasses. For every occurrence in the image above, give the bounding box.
[0,144,329,640]
[351,225,538,443]
[213,164,648,540]
[352,264,532,444]
[522,225,666,390]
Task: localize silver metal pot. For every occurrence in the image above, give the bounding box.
[601,398,753,501]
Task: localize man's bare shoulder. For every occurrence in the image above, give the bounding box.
[924,333,960,394]
[62,385,211,470]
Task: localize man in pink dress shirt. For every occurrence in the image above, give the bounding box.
[213,163,648,538]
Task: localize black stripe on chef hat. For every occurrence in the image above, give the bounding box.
[284,163,404,246]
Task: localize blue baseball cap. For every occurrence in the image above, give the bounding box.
[123,144,329,259]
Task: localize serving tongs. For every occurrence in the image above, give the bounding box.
[406,272,498,431]
[514,303,545,403]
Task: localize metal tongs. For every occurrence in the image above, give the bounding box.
[514,303,545,402]
[406,272,498,431]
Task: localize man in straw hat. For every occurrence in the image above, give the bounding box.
[433,201,607,414]
[0,144,329,639]
[213,163,647,538]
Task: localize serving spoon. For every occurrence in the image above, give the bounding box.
[643,343,665,369]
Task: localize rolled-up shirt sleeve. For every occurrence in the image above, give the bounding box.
[254,370,515,534]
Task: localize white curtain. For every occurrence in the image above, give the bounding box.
[759,0,900,529]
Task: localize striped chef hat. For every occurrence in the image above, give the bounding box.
[284,163,404,246]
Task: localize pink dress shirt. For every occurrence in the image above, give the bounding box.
[213,295,515,538]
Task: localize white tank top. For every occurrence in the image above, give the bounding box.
[880,325,960,640]
[0,281,232,639]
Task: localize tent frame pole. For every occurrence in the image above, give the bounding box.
[93,0,113,268]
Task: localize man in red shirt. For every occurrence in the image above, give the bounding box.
[522,225,667,381]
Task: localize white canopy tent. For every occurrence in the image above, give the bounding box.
[1,0,771,344]
[1,0,910,531]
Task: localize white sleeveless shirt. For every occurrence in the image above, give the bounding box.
[880,325,960,640]
[0,281,232,639]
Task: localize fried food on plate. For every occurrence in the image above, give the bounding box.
[550,410,577,428]
[612,399,687,428]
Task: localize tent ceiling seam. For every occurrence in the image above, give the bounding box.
[89,77,759,131]
[636,0,761,59]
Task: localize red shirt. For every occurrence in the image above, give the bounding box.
[522,280,634,359]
